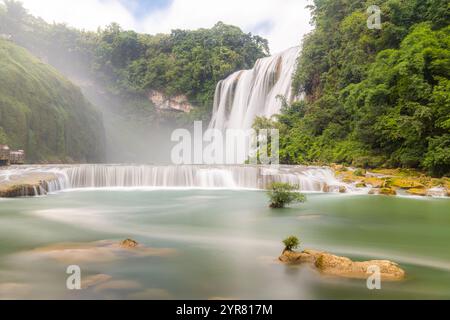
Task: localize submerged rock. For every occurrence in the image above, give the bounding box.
[120,239,139,249]
[22,240,175,264]
[279,249,405,281]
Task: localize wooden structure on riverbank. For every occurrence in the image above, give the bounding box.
[0,145,10,166]
[10,150,25,164]
[0,145,25,166]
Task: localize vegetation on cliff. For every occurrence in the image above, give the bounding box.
[0,39,105,162]
[0,1,268,120]
[264,0,449,176]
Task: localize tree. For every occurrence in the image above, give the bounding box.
[3,0,27,35]
[267,182,306,208]
[275,1,449,176]
[283,236,300,252]
[4,0,26,21]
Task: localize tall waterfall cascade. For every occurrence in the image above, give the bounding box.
[0,165,350,196]
[209,47,300,131]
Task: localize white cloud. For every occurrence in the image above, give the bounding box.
[17,0,313,54]
[19,0,137,30]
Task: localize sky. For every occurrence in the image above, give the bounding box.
[16,0,313,54]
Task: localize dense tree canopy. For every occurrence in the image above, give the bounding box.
[274,0,449,176]
[0,2,268,119]
[0,39,105,162]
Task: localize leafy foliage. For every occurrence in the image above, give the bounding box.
[0,2,268,120]
[0,39,105,162]
[267,182,306,208]
[275,0,450,177]
[283,236,300,251]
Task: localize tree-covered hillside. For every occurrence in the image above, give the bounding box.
[0,39,105,163]
[269,0,449,176]
[0,1,268,120]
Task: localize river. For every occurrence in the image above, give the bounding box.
[0,188,449,299]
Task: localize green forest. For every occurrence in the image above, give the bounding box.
[0,0,268,161]
[0,38,105,162]
[0,0,268,119]
[0,0,449,175]
[255,0,449,176]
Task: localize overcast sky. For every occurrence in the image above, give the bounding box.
[16,0,313,54]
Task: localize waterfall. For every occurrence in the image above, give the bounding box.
[0,165,349,195]
[209,47,300,131]
[64,165,345,191]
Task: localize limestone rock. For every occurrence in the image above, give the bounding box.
[391,178,424,189]
[407,188,427,197]
[279,249,405,281]
[379,187,397,196]
[120,239,139,249]
[364,177,385,188]
[148,90,193,113]
[356,182,367,188]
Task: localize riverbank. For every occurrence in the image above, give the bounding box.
[333,165,450,198]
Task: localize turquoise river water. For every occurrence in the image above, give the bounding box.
[0,189,449,299]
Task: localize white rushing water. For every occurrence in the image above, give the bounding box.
[209,47,300,131]
[0,165,349,196]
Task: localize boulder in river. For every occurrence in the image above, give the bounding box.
[279,249,405,281]
[379,187,397,196]
[120,239,139,249]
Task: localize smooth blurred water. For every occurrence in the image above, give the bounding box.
[0,190,449,300]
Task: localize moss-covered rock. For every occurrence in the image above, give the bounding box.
[356,182,367,188]
[379,188,397,196]
[407,188,428,196]
[0,39,105,163]
[390,178,425,189]
[364,177,386,188]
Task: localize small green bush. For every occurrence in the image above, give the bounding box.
[283,236,300,251]
[267,182,306,208]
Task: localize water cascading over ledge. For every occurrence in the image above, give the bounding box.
[209,47,300,131]
[64,165,343,191]
[0,165,348,196]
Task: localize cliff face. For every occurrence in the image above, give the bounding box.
[0,39,106,163]
[148,90,193,113]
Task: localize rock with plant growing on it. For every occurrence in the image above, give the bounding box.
[267,182,306,208]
